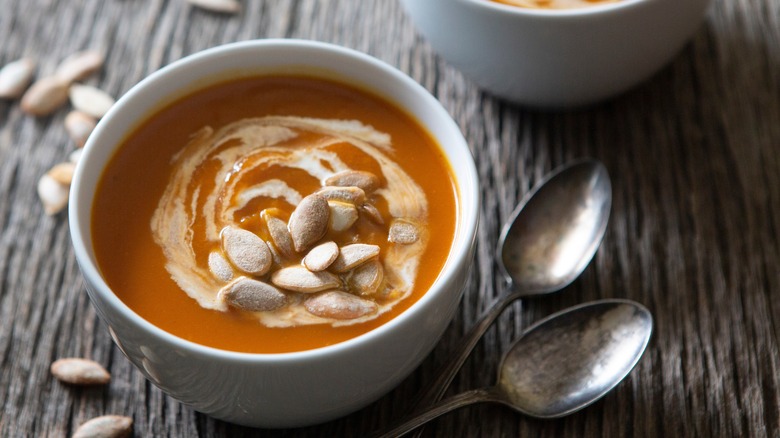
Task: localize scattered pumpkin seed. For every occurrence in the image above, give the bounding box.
[69,83,115,118]
[72,415,132,438]
[20,76,69,116]
[0,58,35,99]
[55,50,104,84]
[65,110,97,147]
[50,358,110,385]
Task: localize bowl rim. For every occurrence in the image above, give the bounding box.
[461,0,647,16]
[69,39,480,363]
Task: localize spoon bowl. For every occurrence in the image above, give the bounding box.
[373,300,653,437]
[500,160,612,293]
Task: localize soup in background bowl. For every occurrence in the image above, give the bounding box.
[401,0,712,107]
[493,0,621,9]
[69,39,479,428]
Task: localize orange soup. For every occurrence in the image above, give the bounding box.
[92,76,457,354]
[492,0,621,9]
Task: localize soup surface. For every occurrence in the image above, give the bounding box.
[92,75,457,353]
[491,0,621,9]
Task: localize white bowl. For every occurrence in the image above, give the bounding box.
[68,39,479,428]
[401,0,712,107]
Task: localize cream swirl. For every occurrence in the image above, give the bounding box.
[151,116,428,327]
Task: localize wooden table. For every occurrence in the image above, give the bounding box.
[1,0,778,436]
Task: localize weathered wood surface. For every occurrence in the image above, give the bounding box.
[1,0,779,436]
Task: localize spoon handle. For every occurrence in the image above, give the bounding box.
[409,289,525,412]
[371,388,501,438]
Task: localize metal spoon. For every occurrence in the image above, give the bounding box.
[373,299,653,437]
[410,159,612,411]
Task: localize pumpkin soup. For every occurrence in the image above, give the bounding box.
[92,76,457,353]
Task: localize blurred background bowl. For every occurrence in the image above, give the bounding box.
[401,0,712,107]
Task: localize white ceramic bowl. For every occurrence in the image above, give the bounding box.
[69,40,479,428]
[401,0,712,107]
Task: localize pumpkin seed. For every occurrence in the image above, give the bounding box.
[359,203,385,225]
[208,251,234,282]
[303,241,339,272]
[328,200,358,232]
[317,186,366,204]
[65,110,97,147]
[69,84,115,119]
[304,291,378,320]
[73,415,132,438]
[325,170,380,193]
[288,193,329,253]
[47,162,76,185]
[187,0,241,13]
[55,50,104,84]
[262,209,295,259]
[389,219,421,244]
[271,266,340,293]
[50,358,110,385]
[330,243,380,273]
[20,76,69,116]
[347,259,384,296]
[220,225,273,275]
[37,173,69,215]
[218,276,287,311]
[0,58,35,99]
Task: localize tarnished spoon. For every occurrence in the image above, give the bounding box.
[373,299,653,437]
[410,159,612,412]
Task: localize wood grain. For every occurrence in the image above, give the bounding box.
[1,0,779,436]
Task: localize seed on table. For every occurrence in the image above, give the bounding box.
[218,276,287,312]
[330,243,380,273]
[72,415,132,438]
[220,225,273,275]
[55,50,104,84]
[69,84,115,119]
[317,185,366,205]
[20,76,69,116]
[328,200,358,232]
[271,266,340,293]
[262,209,295,259]
[50,358,110,385]
[360,203,384,225]
[65,110,98,147]
[47,161,76,186]
[388,218,421,244]
[303,241,339,272]
[288,193,329,253]
[187,0,241,13]
[37,173,70,215]
[304,291,378,320]
[325,170,380,193]
[347,259,384,296]
[208,251,234,282]
[69,148,83,164]
[0,58,35,99]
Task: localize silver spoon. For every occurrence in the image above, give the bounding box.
[373,299,653,437]
[410,159,612,411]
